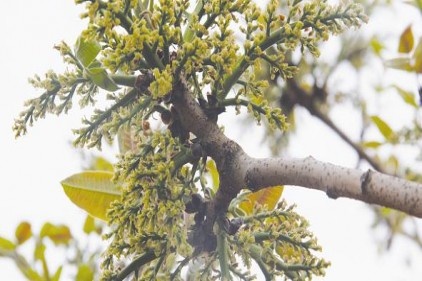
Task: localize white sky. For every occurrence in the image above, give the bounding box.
[1,1,422,280]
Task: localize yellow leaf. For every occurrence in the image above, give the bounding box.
[76,264,94,281]
[34,242,46,261]
[40,223,72,245]
[15,222,32,245]
[276,243,301,261]
[51,266,63,281]
[206,160,220,191]
[91,156,114,172]
[398,25,414,53]
[370,37,384,56]
[393,85,418,107]
[61,171,121,221]
[238,186,284,215]
[379,207,392,217]
[361,141,383,149]
[370,116,395,142]
[0,236,16,251]
[83,215,96,234]
[413,38,422,73]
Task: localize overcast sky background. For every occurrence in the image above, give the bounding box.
[1,1,422,280]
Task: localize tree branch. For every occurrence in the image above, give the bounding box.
[170,77,422,222]
[285,78,385,173]
[245,156,422,218]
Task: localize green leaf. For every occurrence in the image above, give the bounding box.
[51,266,63,281]
[74,36,101,68]
[398,25,414,53]
[370,116,395,141]
[384,58,413,71]
[17,260,43,281]
[84,67,119,91]
[413,38,422,73]
[0,236,16,251]
[83,215,96,235]
[61,171,121,221]
[34,242,46,261]
[393,85,418,107]
[379,207,392,217]
[76,264,94,281]
[90,156,114,172]
[238,186,284,215]
[40,223,72,245]
[361,141,383,149]
[370,37,384,56]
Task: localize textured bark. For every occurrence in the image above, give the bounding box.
[246,157,422,217]
[171,79,422,221]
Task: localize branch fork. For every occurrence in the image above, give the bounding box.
[169,77,422,251]
[129,72,422,256]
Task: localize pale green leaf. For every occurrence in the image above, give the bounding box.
[370,116,395,141]
[413,38,422,73]
[386,155,399,174]
[15,222,32,245]
[384,58,413,71]
[398,25,414,53]
[74,36,101,68]
[238,186,284,215]
[61,171,121,221]
[84,67,119,91]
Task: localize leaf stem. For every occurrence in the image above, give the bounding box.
[219,98,266,115]
[216,220,230,280]
[249,245,271,281]
[110,74,137,87]
[114,251,159,281]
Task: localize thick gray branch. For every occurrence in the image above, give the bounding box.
[172,79,248,200]
[170,78,422,220]
[246,156,422,218]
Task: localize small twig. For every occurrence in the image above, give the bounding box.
[113,251,158,281]
[285,79,385,173]
[170,255,192,280]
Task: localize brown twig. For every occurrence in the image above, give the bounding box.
[285,78,386,173]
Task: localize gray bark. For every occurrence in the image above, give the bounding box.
[171,78,422,221]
